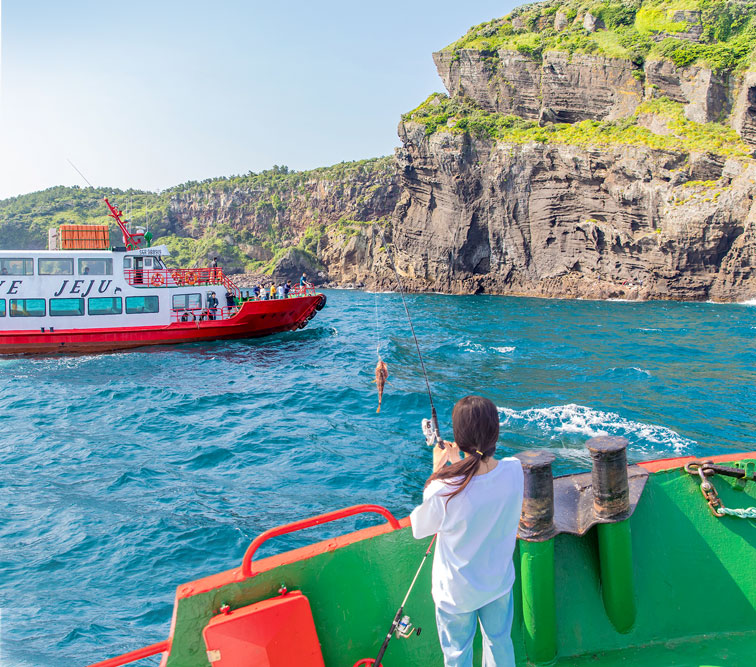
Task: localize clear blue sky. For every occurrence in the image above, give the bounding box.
[0,1,517,199]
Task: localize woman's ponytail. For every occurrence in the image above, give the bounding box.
[425,396,499,504]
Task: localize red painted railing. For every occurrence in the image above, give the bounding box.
[241,504,401,578]
[172,305,246,323]
[238,285,319,299]
[85,639,169,667]
[124,268,241,297]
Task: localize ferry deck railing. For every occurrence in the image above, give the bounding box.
[124,268,241,297]
[170,287,319,323]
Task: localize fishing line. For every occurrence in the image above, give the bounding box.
[378,229,438,432]
[374,291,382,358]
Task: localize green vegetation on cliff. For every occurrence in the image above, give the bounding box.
[445,0,756,72]
[0,157,396,273]
[403,93,753,158]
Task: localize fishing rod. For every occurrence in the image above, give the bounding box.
[352,231,443,666]
[353,535,437,667]
[378,229,442,447]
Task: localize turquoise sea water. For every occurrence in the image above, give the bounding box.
[1,290,754,666]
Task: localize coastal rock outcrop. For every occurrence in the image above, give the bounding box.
[365,121,756,301]
[432,50,644,123]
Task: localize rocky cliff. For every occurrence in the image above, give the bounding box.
[326,0,756,301]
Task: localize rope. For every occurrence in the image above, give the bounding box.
[718,506,756,519]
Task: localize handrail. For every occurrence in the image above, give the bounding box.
[85,639,169,667]
[124,268,241,297]
[171,306,238,323]
[241,504,401,578]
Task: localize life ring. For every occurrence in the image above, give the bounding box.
[151,273,165,287]
[185,271,198,285]
[172,271,184,286]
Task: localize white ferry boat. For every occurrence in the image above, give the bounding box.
[0,198,325,354]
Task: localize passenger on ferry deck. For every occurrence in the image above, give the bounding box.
[225,291,235,310]
[284,280,292,298]
[300,272,308,287]
[410,396,524,667]
[207,292,219,320]
[277,283,285,299]
[253,284,261,299]
[269,284,276,300]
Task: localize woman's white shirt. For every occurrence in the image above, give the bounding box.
[410,457,524,613]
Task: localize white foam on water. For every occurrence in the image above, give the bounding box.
[498,403,694,454]
[738,299,756,306]
[608,366,652,377]
[457,340,487,353]
[637,327,662,332]
[456,340,516,354]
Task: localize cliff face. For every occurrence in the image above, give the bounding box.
[379,122,756,301]
[317,0,756,301]
[166,166,398,243]
[432,50,644,123]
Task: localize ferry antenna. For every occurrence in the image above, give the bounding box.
[66,158,94,189]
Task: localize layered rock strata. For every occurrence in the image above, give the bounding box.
[360,123,755,301]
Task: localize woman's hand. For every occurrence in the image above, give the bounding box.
[432,440,462,472]
[445,440,462,464]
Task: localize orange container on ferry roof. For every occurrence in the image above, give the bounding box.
[59,224,110,250]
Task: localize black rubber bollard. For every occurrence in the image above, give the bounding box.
[515,450,557,663]
[586,436,635,633]
[586,436,630,519]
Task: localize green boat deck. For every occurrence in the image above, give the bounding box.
[161,456,756,666]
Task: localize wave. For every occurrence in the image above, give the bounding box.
[607,366,652,377]
[455,340,516,354]
[738,299,756,306]
[498,403,694,454]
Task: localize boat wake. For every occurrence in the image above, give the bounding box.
[498,403,694,456]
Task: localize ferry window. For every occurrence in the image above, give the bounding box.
[79,258,113,275]
[0,258,34,276]
[123,257,133,269]
[9,299,46,317]
[39,258,74,275]
[49,298,85,316]
[172,293,201,310]
[89,297,123,315]
[126,296,159,314]
[0,299,5,317]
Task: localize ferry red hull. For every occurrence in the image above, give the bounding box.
[0,296,324,354]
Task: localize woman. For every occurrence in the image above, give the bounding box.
[410,396,523,667]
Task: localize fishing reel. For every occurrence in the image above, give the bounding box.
[395,614,421,639]
[422,416,443,449]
